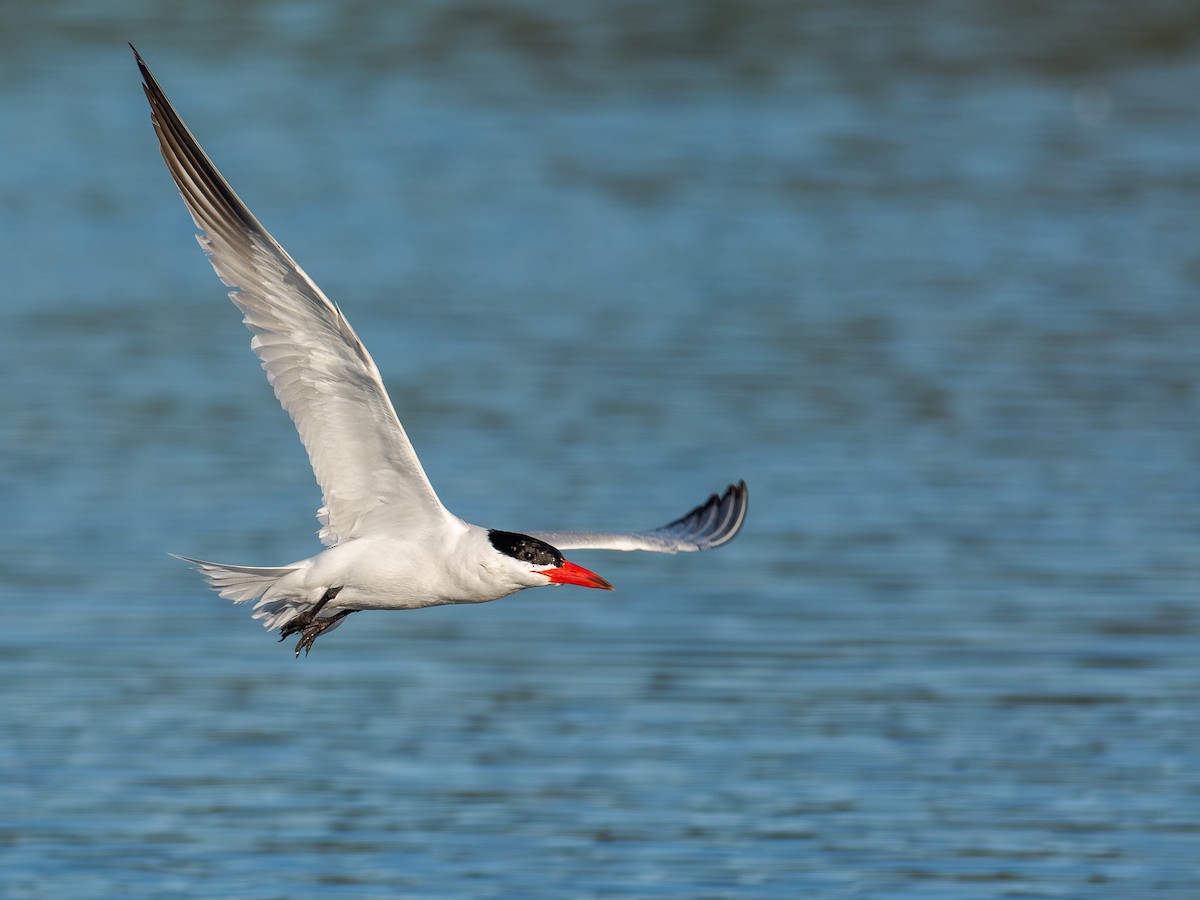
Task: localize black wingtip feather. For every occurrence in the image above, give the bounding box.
[660,480,747,550]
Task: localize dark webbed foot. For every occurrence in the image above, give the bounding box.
[291,609,354,657]
[277,586,350,656]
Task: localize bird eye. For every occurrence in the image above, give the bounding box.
[522,550,535,562]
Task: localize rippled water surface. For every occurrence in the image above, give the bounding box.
[1,3,1198,897]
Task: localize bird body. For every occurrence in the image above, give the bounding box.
[187,525,533,616]
[135,47,747,655]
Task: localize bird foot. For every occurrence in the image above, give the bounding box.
[288,610,353,657]
[277,586,346,656]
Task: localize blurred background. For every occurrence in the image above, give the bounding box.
[1,1,1197,896]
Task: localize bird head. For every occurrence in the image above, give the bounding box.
[487,529,613,591]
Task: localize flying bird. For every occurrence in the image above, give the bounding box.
[134,47,747,656]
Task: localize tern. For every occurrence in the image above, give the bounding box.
[135,47,747,656]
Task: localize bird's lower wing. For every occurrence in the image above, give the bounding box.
[530,481,747,553]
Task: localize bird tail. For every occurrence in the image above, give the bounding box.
[172,554,307,630]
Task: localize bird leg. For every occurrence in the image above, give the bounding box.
[278,586,349,656]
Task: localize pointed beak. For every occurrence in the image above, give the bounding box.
[539,559,614,591]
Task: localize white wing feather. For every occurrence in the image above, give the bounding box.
[137,50,453,546]
[530,482,747,553]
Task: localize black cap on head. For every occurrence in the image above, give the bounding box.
[487,530,564,568]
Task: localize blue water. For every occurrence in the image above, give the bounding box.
[2,3,1198,897]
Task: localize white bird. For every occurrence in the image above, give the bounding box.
[135,47,748,656]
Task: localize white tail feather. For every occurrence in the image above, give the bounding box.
[172,554,308,630]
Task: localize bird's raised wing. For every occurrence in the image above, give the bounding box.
[136,48,454,546]
[529,481,747,553]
